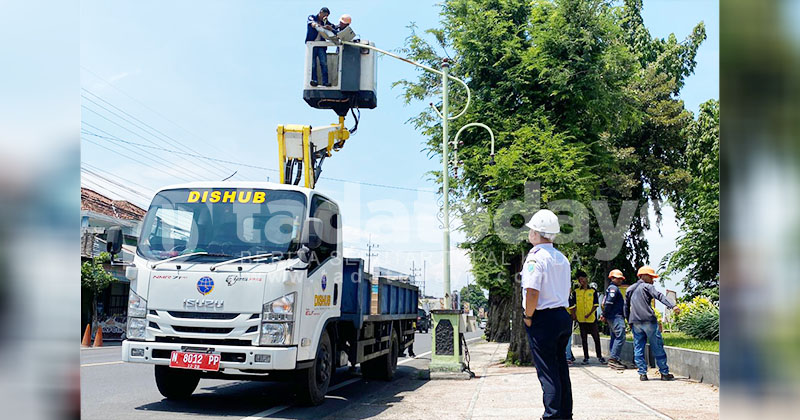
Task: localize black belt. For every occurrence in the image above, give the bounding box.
[535,307,567,312]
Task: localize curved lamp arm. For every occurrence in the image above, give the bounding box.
[453,123,496,171]
[341,41,471,121]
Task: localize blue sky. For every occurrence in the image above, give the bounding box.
[80,0,718,299]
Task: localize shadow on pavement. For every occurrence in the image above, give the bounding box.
[271,365,428,419]
[133,364,428,419]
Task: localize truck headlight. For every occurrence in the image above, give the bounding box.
[260,293,295,345]
[259,322,293,345]
[127,317,147,340]
[128,290,147,318]
[262,293,295,321]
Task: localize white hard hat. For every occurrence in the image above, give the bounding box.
[526,209,560,234]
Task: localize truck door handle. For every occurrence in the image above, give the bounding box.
[334,283,339,306]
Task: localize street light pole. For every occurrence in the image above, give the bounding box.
[441,59,451,309]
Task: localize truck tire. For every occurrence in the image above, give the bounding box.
[296,330,333,406]
[361,329,398,381]
[154,365,200,400]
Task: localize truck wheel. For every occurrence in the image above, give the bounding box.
[361,330,398,381]
[154,365,200,400]
[296,330,333,406]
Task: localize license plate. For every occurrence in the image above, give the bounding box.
[169,351,221,371]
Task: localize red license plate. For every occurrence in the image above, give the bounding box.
[169,351,221,371]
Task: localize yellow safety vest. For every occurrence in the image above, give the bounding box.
[573,288,597,323]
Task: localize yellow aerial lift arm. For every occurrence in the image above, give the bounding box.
[276,116,350,189]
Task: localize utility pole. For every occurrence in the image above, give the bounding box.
[409,261,422,288]
[366,235,379,275]
[441,59,451,309]
[423,260,426,297]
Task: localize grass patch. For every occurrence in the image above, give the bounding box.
[600,331,719,353]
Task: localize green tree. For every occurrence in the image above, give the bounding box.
[459,283,488,315]
[660,100,720,299]
[397,0,705,364]
[81,252,117,328]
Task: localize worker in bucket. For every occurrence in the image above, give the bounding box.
[334,14,351,32]
[306,7,333,87]
[521,209,573,420]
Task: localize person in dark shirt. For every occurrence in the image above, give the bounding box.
[625,266,681,381]
[306,7,333,87]
[600,269,627,370]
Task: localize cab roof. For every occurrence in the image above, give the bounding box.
[154,181,335,203]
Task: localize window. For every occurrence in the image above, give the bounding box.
[309,195,339,268]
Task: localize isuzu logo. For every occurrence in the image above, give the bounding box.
[183,299,224,308]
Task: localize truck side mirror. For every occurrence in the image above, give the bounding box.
[105,226,123,256]
[302,217,323,250]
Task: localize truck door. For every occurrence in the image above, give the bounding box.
[298,195,342,361]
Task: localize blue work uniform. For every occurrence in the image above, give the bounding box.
[521,243,573,420]
[306,14,330,85]
[625,280,675,375]
[602,283,626,360]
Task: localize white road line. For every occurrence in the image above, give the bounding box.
[328,377,361,392]
[241,335,485,420]
[80,361,124,367]
[239,405,291,420]
[579,366,674,420]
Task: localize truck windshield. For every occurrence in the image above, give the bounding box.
[137,188,306,262]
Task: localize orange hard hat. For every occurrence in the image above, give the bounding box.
[607,269,625,280]
[339,14,352,24]
[637,265,659,278]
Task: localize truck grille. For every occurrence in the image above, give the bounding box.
[155,336,252,347]
[171,326,233,334]
[166,311,240,320]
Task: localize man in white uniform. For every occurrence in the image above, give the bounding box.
[521,209,573,420]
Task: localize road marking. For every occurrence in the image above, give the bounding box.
[240,405,290,420]
[241,335,484,420]
[81,361,123,367]
[328,377,361,391]
[579,366,674,420]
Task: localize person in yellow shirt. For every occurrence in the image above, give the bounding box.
[568,270,606,365]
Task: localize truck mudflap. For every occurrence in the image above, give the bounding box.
[122,340,298,371]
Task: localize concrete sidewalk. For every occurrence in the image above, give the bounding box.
[324,340,719,419]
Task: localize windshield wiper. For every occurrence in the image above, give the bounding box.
[150,252,232,269]
[209,253,274,271]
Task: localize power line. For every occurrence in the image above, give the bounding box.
[82,130,278,173]
[83,130,436,193]
[82,162,158,195]
[81,136,194,183]
[81,166,154,201]
[81,66,253,169]
[81,88,238,178]
[81,105,219,181]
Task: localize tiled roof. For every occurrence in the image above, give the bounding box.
[81,187,146,221]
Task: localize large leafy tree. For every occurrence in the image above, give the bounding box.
[81,252,117,328]
[397,0,705,364]
[661,99,720,300]
[459,283,489,315]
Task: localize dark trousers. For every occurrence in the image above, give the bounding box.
[525,308,573,420]
[578,321,603,359]
[311,46,329,84]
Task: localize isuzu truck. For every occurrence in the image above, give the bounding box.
[111,182,418,405]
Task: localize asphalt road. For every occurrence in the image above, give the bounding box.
[81,330,484,420]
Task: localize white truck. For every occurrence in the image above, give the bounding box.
[110,182,418,405]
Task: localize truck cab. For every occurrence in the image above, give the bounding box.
[119,182,416,405]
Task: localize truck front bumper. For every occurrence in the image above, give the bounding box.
[121,340,298,370]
